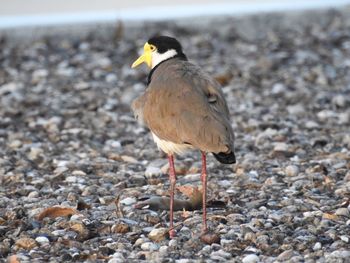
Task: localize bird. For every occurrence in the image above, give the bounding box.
[131,36,235,238]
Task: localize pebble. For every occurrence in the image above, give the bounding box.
[52,230,66,237]
[313,242,322,251]
[277,250,299,261]
[108,258,124,263]
[340,235,349,243]
[105,73,118,83]
[287,104,304,115]
[28,147,43,160]
[329,250,350,258]
[201,245,211,253]
[305,120,319,129]
[8,139,22,149]
[140,242,159,251]
[28,191,39,198]
[335,208,349,217]
[35,236,50,245]
[210,249,232,260]
[332,95,346,107]
[220,239,234,246]
[182,173,201,182]
[303,211,323,218]
[15,238,37,250]
[108,252,125,263]
[145,166,162,178]
[242,254,260,263]
[210,255,227,261]
[71,170,87,176]
[134,238,145,247]
[0,82,18,94]
[285,165,299,177]
[70,214,85,221]
[32,69,48,80]
[120,197,137,206]
[175,260,191,263]
[169,239,178,247]
[159,246,168,255]
[248,170,259,179]
[273,142,288,152]
[271,83,286,94]
[65,176,78,183]
[317,110,335,122]
[148,228,168,242]
[338,112,349,124]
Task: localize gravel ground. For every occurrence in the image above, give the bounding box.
[1,8,350,263]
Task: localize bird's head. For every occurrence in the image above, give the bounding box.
[131,36,186,69]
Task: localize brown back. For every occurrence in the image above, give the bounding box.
[132,58,234,154]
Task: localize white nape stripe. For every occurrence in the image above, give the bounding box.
[152,49,177,69]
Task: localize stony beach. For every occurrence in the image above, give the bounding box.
[1,7,350,262]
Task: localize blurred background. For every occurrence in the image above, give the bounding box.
[1,0,350,28]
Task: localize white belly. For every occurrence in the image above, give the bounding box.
[152,133,193,155]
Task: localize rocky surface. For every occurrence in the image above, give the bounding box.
[1,8,350,263]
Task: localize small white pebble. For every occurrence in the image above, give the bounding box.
[305,120,319,129]
[106,139,121,148]
[248,170,259,179]
[175,260,191,263]
[65,176,78,183]
[108,258,124,263]
[35,236,49,245]
[340,235,349,243]
[202,245,211,252]
[313,242,322,251]
[72,170,87,176]
[27,191,39,198]
[274,142,288,152]
[52,230,66,236]
[335,207,349,217]
[159,245,168,255]
[169,239,178,247]
[272,83,286,94]
[285,165,299,177]
[145,166,162,178]
[141,242,159,251]
[242,254,260,263]
[9,140,22,149]
[134,238,144,247]
[70,214,84,221]
[120,197,136,206]
[108,252,125,263]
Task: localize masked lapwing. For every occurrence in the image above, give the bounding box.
[131,36,235,238]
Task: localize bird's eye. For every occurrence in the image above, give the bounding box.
[150,45,156,51]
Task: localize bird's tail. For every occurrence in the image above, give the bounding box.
[213,151,236,164]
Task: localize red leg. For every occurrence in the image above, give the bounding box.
[168,154,176,238]
[201,151,208,233]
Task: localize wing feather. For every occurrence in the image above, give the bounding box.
[139,59,234,153]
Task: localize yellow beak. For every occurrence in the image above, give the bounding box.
[131,42,152,68]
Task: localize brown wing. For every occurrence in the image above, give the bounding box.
[142,60,234,153]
